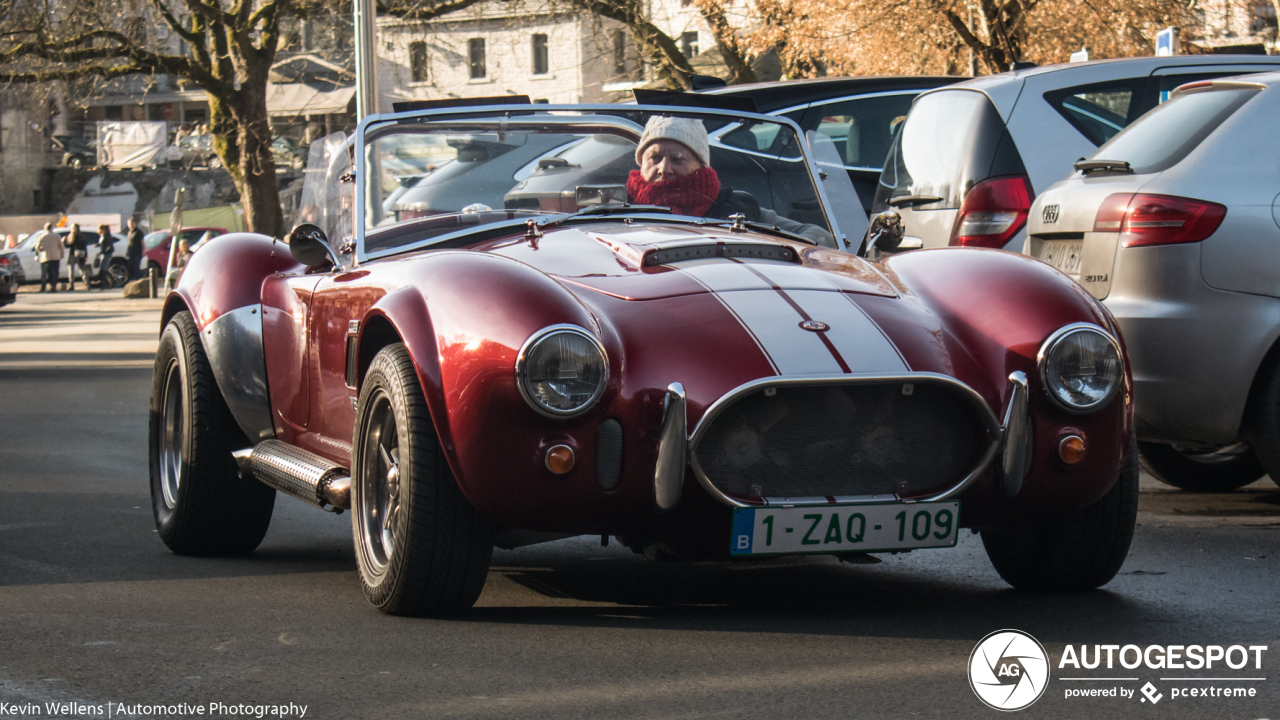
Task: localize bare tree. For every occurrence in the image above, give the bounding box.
[0,0,483,235]
[737,0,1197,77]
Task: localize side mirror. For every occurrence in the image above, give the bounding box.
[287,223,336,268]
[863,210,904,257]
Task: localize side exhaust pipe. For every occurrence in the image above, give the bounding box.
[233,440,351,513]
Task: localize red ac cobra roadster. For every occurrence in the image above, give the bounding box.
[149,101,1136,616]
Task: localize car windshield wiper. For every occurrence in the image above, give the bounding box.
[568,203,672,217]
[886,194,943,208]
[1074,159,1133,175]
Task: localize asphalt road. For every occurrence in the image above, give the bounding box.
[1,289,1277,719]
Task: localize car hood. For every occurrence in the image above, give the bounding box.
[482,221,898,301]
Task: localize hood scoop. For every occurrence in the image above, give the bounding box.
[596,234,800,269]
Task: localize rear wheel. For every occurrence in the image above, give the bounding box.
[352,344,493,616]
[1138,441,1263,492]
[982,440,1138,590]
[148,311,275,555]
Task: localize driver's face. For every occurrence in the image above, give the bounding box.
[640,140,703,182]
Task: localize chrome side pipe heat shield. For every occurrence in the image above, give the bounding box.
[232,440,351,513]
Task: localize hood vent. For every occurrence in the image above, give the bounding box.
[642,241,799,268]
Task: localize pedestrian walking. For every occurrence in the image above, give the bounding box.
[34,223,62,293]
[125,218,144,281]
[64,223,89,291]
[94,224,115,289]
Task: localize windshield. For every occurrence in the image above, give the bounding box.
[354,108,849,260]
[143,231,170,249]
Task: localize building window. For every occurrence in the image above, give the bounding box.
[531,34,549,75]
[410,42,428,82]
[468,38,486,79]
[612,30,627,76]
[680,31,699,59]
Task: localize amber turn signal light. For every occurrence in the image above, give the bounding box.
[1059,435,1086,464]
[545,444,575,474]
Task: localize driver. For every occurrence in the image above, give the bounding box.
[626,116,833,245]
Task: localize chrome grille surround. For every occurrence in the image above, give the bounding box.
[688,374,1003,508]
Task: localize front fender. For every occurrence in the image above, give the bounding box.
[884,248,1134,522]
[361,252,610,525]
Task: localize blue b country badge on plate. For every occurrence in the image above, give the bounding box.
[730,502,960,556]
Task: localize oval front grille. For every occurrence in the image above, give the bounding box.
[693,382,988,501]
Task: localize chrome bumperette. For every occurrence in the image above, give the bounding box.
[202,304,275,442]
[1000,371,1032,497]
[1036,322,1124,414]
[654,383,687,511]
[687,373,1005,509]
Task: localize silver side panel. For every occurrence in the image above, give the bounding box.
[202,304,276,442]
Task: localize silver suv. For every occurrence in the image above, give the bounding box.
[1027,72,1280,492]
[872,56,1280,253]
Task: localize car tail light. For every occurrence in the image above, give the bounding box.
[950,176,1033,248]
[1092,193,1226,248]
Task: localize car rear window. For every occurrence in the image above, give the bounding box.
[874,89,1019,211]
[1089,87,1260,174]
[1044,80,1141,146]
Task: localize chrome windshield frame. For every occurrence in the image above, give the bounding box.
[351,104,844,265]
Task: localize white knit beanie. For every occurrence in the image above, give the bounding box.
[634,116,711,167]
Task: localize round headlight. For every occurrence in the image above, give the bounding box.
[516,325,609,418]
[1038,324,1123,412]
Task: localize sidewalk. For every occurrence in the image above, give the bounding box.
[0,287,164,369]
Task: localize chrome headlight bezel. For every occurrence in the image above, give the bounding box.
[515,324,610,419]
[1037,322,1124,414]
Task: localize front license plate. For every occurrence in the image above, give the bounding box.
[730,502,960,556]
[1041,240,1083,275]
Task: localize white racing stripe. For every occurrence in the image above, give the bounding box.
[678,259,908,375]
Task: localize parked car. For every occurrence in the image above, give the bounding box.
[270,136,307,170]
[167,133,221,169]
[150,101,1137,616]
[0,266,15,308]
[0,249,26,284]
[143,227,228,274]
[704,76,957,212]
[872,55,1280,254]
[51,135,96,170]
[0,228,128,287]
[394,77,958,224]
[1026,72,1280,493]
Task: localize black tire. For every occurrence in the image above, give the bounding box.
[1244,360,1280,489]
[352,344,493,616]
[148,311,275,555]
[1138,441,1264,492]
[105,258,130,289]
[982,440,1139,590]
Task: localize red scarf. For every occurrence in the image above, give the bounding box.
[626,167,721,217]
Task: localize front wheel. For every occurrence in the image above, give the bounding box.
[352,344,493,616]
[1138,441,1263,492]
[148,311,275,555]
[982,440,1139,591]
